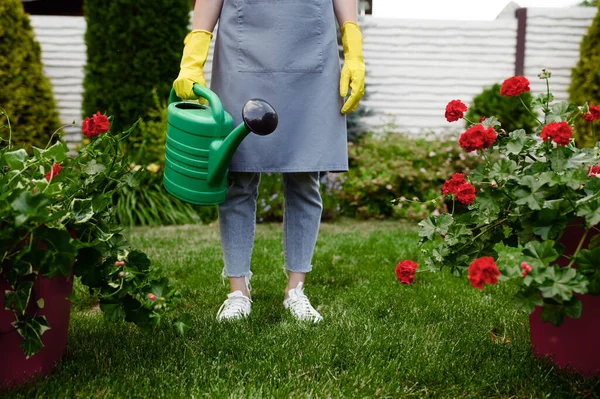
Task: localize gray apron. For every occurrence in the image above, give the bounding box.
[210,0,348,173]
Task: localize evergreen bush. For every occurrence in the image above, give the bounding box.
[569,4,600,147]
[0,0,61,151]
[464,83,537,134]
[82,0,190,155]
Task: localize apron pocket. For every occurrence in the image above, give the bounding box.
[237,0,324,73]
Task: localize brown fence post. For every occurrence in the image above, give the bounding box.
[515,8,528,76]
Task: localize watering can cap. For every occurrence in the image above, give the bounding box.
[242,99,278,136]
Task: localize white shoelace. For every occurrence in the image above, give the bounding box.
[284,282,323,322]
[216,291,252,320]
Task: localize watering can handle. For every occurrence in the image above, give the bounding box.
[168,83,225,127]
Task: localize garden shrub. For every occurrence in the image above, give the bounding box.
[0,0,61,151]
[569,3,600,147]
[337,131,482,220]
[82,0,190,148]
[464,83,537,135]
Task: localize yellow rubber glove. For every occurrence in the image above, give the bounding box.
[173,30,213,99]
[339,22,365,114]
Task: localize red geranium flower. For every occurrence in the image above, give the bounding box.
[500,76,531,97]
[445,99,468,122]
[458,124,497,152]
[589,105,600,120]
[45,163,64,181]
[455,182,476,205]
[479,116,487,123]
[540,121,572,146]
[395,260,418,285]
[442,173,467,195]
[583,113,595,123]
[147,293,156,301]
[587,165,600,177]
[467,257,500,290]
[82,112,110,138]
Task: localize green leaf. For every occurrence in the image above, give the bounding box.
[523,241,559,265]
[443,222,473,246]
[15,323,44,359]
[99,302,126,323]
[584,178,600,196]
[531,92,554,109]
[575,247,600,295]
[4,282,34,314]
[489,159,517,182]
[174,313,192,336]
[417,214,453,240]
[540,297,582,326]
[71,198,94,224]
[539,266,588,301]
[514,286,544,313]
[514,175,549,210]
[551,101,569,117]
[41,141,69,163]
[84,159,106,175]
[127,250,151,273]
[576,198,600,228]
[494,242,524,279]
[505,129,530,155]
[481,116,501,129]
[3,149,28,169]
[531,209,567,241]
[11,191,49,224]
[548,146,574,173]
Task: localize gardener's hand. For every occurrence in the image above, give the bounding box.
[339,22,365,114]
[173,30,213,99]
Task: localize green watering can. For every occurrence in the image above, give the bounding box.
[163,84,278,205]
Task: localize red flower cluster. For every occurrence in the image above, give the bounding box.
[442,173,465,195]
[467,257,500,290]
[395,260,418,285]
[520,262,532,277]
[540,121,572,146]
[442,173,476,204]
[82,112,110,138]
[587,165,600,177]
[147,293,156,301]
[45,163,64,181]
[445,99,468,122]
[499,76,530,97]
[583,105,600,123]
[458,124,497,152]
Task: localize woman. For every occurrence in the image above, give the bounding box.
[173,0,365,322]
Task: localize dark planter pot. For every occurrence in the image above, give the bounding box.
[0,275,74,387]
[529,220,600,377]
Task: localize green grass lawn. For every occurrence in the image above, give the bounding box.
[4,219,599,398]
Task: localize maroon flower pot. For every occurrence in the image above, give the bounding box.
[529,220,600,377]
[0,274,74,387]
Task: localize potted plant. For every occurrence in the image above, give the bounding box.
[411,71,600,376]
[0,110,182,387]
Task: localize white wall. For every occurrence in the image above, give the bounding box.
[27,7,595,145]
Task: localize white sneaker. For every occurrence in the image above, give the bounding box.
[283,282,323,322]
[216,290,252,321]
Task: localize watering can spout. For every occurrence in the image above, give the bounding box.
[164,84,277,206]
[207,99,278,186]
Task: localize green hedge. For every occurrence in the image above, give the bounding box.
[82,0,189,146]
[569,4,600,147]
[0,0,61,151]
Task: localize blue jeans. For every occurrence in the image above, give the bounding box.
[218,172,323,278]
